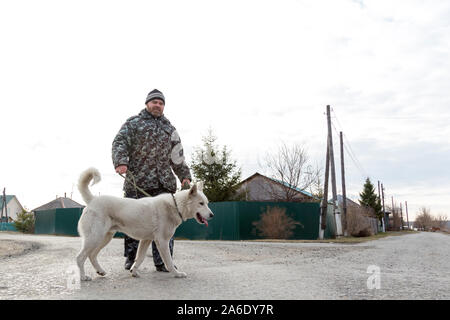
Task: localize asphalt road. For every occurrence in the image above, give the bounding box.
[0,231,449,299]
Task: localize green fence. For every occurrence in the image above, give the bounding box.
[33,202,337,240]
[0,222,17,232]
[175,201,337,240]
[34,207,125,237]
[34,208,84,236]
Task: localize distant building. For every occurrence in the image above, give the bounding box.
[236,172,318,202]
[32,197,84,215]
[336,194,379,235]
[336,195,362,211]
[0,195,25,222]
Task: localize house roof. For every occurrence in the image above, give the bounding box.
[1,195,16,211]
[0,194,15,208]
[336,194,360,207]
[32,197,84,212]
[238,172,318,200]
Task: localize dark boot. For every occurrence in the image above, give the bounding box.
[124,235,139,270]
[124,256,134,270]
[155,264,169,272]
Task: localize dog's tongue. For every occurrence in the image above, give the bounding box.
[202,217,208,227]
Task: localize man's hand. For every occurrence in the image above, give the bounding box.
[115,165,128,175]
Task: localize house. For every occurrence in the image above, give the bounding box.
[336,194,379,234]
[236,172,318,202]
[32,196,86,236]
[32,196,84,214]
[336,194,362,211]
[0,195,25,222]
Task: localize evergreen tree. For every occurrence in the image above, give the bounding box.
[359,178,383,221]
[190,129,243,202]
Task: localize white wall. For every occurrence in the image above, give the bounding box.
[6,197,24,221]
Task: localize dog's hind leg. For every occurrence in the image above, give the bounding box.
[154,238,187,278]
[77,230,108,281]
[89,231,115,277]
[76,242,93,281]
[130,239,151,278]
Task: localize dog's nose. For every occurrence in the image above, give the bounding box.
[209,212,214,218]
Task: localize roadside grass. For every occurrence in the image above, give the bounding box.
[247,230,419,244]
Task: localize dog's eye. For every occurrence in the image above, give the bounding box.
[199,202,204,206]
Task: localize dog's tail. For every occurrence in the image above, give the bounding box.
[78,167,101,204]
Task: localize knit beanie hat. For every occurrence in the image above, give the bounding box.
[145,89,165,105]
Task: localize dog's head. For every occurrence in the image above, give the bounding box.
[186,181,214,227]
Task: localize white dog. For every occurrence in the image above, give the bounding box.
[76,167,213,281]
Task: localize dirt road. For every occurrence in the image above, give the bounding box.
[0,231,449,299]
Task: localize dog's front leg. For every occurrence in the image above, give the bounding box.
[130,239,151,278]
[155,239,187,278]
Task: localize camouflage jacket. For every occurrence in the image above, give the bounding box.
[112,108,192,194]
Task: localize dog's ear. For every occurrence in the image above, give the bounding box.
[189,184,198,196]
[197,181,204,192]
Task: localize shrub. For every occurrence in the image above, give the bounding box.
[345,206,374,237]
[252,206,302,239]
[14,210,35,233]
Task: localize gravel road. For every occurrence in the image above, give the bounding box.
[0,231,449,300]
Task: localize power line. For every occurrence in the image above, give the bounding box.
[330,107,369,179]
[330,121,368,179]
[330,108,367,176]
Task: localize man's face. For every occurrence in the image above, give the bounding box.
[146,99,165,117]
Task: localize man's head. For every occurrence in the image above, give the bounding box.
[145,89,165,117]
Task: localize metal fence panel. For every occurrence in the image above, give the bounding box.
[175,202,239,240]
[236,202,321,240]
[55,208,84,236]
[34,209,56,234]
[33,201,336,240]
[0,222,17,232]
[175,201,332,240]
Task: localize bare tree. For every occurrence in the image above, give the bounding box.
[261,142,321,202]
[433,214,448,229]
[392,208,402,231]
[414,207,433,231]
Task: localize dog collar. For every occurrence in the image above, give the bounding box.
[171,193,184,222]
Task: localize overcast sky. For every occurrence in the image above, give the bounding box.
[1,0,449,221]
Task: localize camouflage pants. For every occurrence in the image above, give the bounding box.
[124,187,174,266]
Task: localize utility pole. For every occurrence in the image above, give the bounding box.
[377,181,381,199]
[377,181,381,232]
[327,105,342,236]
[381,183,386,231]
[319,136,330,240]
[405,201,410,230]
[1,188,8,222]
[340,131,348,236]
[392,196,396,230]
[400,202,404,230]
[377,181,385,232]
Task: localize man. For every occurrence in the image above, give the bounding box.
[112,89,192,272]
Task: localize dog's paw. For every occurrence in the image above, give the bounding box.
[96,270,106,276]
[80,275,92,281]
[131,270,140,278]
[174,271,187,278]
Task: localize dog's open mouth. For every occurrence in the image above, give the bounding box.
[196,213,208,227]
